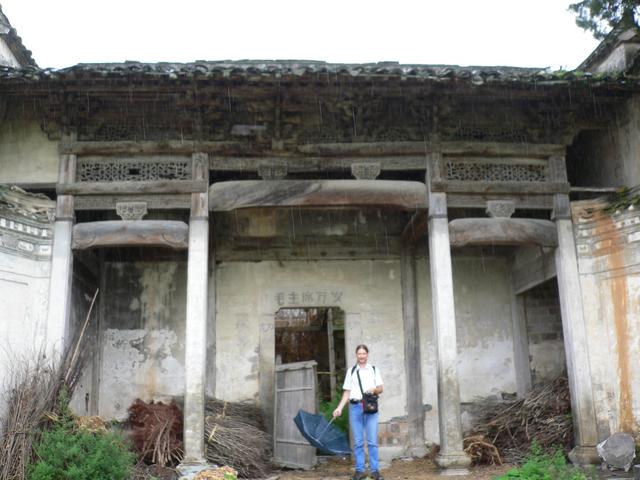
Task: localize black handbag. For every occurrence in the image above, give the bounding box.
[356,368,379,414]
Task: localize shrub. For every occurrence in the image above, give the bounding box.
[494,443,593,480]
[319,390,349,433]
[28,398,135,480]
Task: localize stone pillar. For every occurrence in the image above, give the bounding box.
[46,154,76,356]
[427,191,471,475]
[553,193,599,464]
[182,153,209,466]
[401,246,426,457]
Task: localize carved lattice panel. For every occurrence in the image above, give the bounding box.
[446,161,548,182]
[77,160,191,182]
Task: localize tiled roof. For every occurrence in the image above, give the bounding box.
[0,60,635,87]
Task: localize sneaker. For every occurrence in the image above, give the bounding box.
[351,472,365,480]
[370,471,384,480]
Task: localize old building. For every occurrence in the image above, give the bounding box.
[1,8,640,475]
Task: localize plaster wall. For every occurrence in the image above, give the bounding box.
[574,202,640,438]
[0,37,19,68]
[417,255,516,444]
[0,250,50,415]
[97,260,187,420]
[0,119,58,184]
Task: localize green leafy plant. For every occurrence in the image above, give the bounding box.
[28,393,135,480]
[494,442,593,480]
[319,390,349,433]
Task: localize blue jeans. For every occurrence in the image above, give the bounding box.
[349,402,379,473]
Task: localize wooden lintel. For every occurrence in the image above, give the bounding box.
[209,180,428,211]
[431,181,570,195]
[57,180,208,196]
[449,218,557,248]
[72,220,189,250]
[401,210,428,245]
[446,194,554,210]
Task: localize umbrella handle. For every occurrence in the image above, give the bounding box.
[316,417,335,441]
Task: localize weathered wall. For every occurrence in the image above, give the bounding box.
[569,94,640,189]
[0,205,52,416]
[416,255,517,443]
[0,119,58,184]
[93,253,516,452]
[97,259,187,420]
[0,37,20,68]
[523,280,565,385]
[573,199,640,438]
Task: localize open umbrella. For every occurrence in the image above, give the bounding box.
[294,410,351,456]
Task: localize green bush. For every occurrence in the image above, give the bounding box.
[495,443,593,480]
[29,399,135,480]
[319,390,349,433]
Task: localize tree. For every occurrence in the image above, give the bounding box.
[569,0,640,39]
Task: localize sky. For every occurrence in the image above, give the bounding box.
[1,0,601,71]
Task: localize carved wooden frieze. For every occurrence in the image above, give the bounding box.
[77,158,191,182]
[446,159,548,182]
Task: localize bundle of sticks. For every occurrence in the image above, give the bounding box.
[0,289,98,480]
[127,399,184,467]
[204,399,271,478]
[466,375,573,464]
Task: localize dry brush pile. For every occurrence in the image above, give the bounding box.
[0,290,98,480]
[204,398,272,478]
[465,375,573,464]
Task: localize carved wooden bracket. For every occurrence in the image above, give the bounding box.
[116,202,148,221]
[351,162,381,180]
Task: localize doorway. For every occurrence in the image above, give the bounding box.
[275,307,346,403]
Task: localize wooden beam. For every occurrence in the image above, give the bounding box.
[57,180,208,196]
[72,220,189,250]
[449,218,557,248]
[209,180,428,211]
[59,140,256,156]
[59,139,566,158]
[431,181,570,195]
[210,155,429,172]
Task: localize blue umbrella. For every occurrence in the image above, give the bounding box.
[294,410,351,456]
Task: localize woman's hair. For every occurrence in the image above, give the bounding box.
[355,344,369,353]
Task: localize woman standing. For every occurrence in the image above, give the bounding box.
[333,344,384,480]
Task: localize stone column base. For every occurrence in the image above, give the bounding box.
[176,461,213,480]
[568,445,599,466]
[434,451,471,476]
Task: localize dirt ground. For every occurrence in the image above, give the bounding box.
[275,457,511,480]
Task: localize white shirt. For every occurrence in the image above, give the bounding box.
[342,363,383,401]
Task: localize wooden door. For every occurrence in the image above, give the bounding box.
[273,360,318,469]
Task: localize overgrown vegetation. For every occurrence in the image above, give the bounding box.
[319,390,349,433]
[28,392,135,480]
[494,443,594,480]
